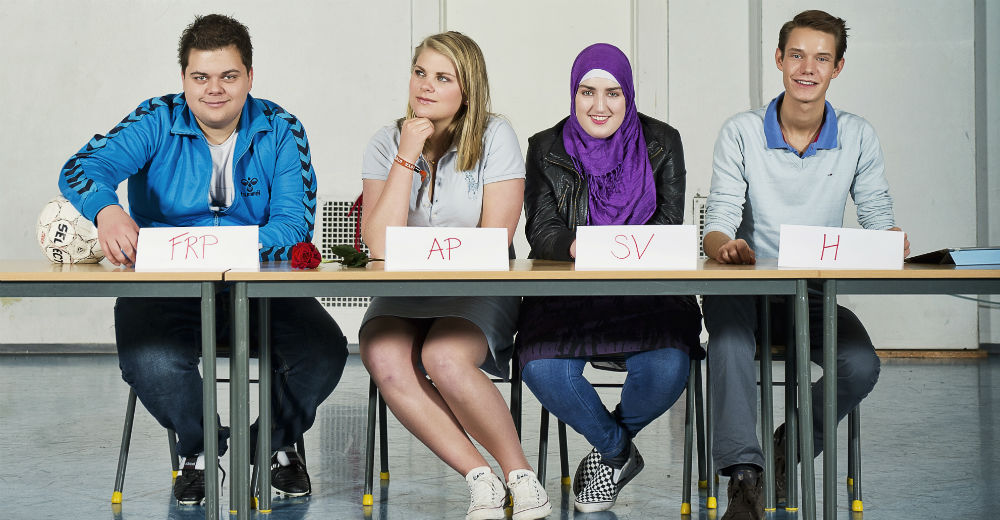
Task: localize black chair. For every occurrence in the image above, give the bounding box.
[112,336,304,509]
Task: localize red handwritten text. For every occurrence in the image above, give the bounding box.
[169,232,220,260]
[610,234,656,260]
[427,237,463,260]
[820,233,840,261]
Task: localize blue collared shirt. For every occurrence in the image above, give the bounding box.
[763,92,839,158]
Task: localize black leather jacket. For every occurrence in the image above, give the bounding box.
[524,113,687,261]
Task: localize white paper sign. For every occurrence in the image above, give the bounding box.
[384,226,509,271]
[134,226,260,272]
[575,225,698,270]
[777,224,903,269]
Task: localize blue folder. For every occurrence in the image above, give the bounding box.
[905,247,1000,267]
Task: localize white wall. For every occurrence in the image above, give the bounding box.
[0,0,996,348]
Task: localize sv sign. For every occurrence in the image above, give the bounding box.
[575,225,697,270]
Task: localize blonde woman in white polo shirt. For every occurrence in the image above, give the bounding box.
[357,31,550,520]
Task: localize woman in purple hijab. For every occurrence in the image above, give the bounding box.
[516,43,703,512]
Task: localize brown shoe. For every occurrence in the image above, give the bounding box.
[722,468,764,520]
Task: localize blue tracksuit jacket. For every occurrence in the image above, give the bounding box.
[58,93,318,261]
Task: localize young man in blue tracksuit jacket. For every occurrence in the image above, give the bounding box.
[58,14,347,505]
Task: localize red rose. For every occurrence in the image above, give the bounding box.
[290,242,322,269]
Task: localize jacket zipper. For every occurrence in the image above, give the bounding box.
[546,156,585,229]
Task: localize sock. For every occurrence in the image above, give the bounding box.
[601,441,632,469]
[179,452,206,473]
[275,446,296,467]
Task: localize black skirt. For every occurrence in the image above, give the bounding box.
[515,294,704,369]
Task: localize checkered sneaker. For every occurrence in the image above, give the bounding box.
[574,443,645,512]
[573,448,602,496]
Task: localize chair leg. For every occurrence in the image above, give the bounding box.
[167,429,179,478]
[511,361,523,440]
[557,420,569,485]
[250,437,261,510]
[112,389,138,504]
[363,378,377,506]
[850,406,863,512]
[296,435,306,467]
[537,407,550,483]
[379,394,389,480]
[682,359,696,515]
[694,358,707,490]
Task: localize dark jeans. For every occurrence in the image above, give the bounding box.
[115,296,348,458]
[521,348,690,459]
[702,293,881,475]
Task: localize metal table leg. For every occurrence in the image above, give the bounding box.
[257,298,272,513]
[759,297,776,512]
[785,302,799,511]
[201,282,219,520]
[823,280,838,520]
[231,282,250,519]
[794,280,816,520]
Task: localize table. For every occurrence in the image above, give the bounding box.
[0,260,226,520]
[813,265,1000,520]
[225,258,819,518]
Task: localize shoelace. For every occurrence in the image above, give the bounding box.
[468,477,503,508]
[218,461,227,495]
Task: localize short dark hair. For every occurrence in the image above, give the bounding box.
[778,10,848,63]
[177,14,252,72]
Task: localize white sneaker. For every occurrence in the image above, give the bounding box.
[507,469,552,520]
[465,466,506,520]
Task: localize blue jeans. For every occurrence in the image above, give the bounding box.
[115,296,349,458]
[521,348,690,459]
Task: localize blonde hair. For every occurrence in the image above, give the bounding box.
[404,31,491,171]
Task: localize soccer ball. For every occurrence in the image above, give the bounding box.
[37,196,105,264]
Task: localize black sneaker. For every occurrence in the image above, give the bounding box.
[722,467,764,520]
[271,448,311,497]
[174,455,205,505]
[573,442,644,512]
[773,423,788,504]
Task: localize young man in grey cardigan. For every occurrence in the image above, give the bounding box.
[701,9,909,520]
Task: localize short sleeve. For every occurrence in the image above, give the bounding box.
[480,118,525,184]
[361,125,399,181]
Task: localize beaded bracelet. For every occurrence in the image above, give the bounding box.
[393,155,428,182]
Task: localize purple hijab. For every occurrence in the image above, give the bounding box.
[562,43,656,226]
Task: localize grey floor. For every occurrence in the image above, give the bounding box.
[1,353,997,520]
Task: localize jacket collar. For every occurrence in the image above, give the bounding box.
[544,115,664,172]
[170,93,272,143]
